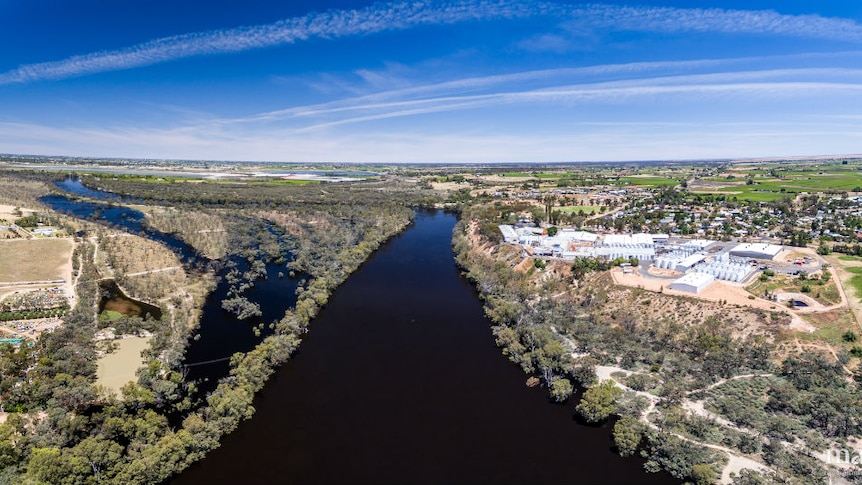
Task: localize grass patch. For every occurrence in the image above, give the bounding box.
[247,179,319,186]
[0,238,72,282]
[553,205,603,215]
[811,280,841,305]
[617,176,680,188]
[99,310,124,322]
[799,309,856,345]
[745,273,838,306]
[844,267,862,296]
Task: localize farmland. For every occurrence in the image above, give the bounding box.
[691,161,862,201]
[0,238,72,283]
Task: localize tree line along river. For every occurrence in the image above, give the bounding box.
[47,179,675,484]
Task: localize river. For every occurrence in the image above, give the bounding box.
[173,209,674,484]
[45,179,673,483]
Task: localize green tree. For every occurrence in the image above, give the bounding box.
[550,378,573,402]
[613,415,642,456]
[576,380,622,422]
[70,437,124,482]
[691,463,718,485]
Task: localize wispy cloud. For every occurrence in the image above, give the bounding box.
[3,118,861,163]
[3,1,862,85]
[229,64,862,131]
[575,4,862,41]
[0,1,543,86]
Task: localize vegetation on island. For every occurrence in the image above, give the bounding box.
[0,169,430,484]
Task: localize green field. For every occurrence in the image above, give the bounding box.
[693,164,862,201]
[712,187,790,202]
[844,267,862,296]
[553,205,602,215]
[617,176,680,188]
[502,171,569,179]
[98,310,124,322]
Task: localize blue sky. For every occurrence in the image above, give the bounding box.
[1,0,862,163]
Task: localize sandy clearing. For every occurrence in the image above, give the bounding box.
[96,336,151,395]
[0,204,35,218]
[0,238,73,282]
[610,268,815,332]
[594,365,770,484]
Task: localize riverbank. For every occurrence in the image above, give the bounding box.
[174,209,673,485]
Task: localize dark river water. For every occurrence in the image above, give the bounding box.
[173,210,674,485]
[45,179,673,484]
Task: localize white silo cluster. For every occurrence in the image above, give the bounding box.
[693,254,753,283]
[654,250,706,272]
[655,250,692,269]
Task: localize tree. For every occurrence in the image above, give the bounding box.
[576,380,622,422]
[613,415,642,456]
[690,463,718,485]
[70,437,123,482]
[550,378,573,402]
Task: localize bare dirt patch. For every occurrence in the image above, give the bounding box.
[610,267,810,335]
[96,336,151,395]
[0,204,35,219]
[0,238,73,283]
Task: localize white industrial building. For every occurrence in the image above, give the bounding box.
[669,272,715,293]
[594,246,655,261]
[678,239,715,251]
[729,243,783,260]
[558,229,598,243]
[498,225,518,244]
[602,233,656,247]
[654,251,706,272]
[651,233,670,244]
[559,246,655,261]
